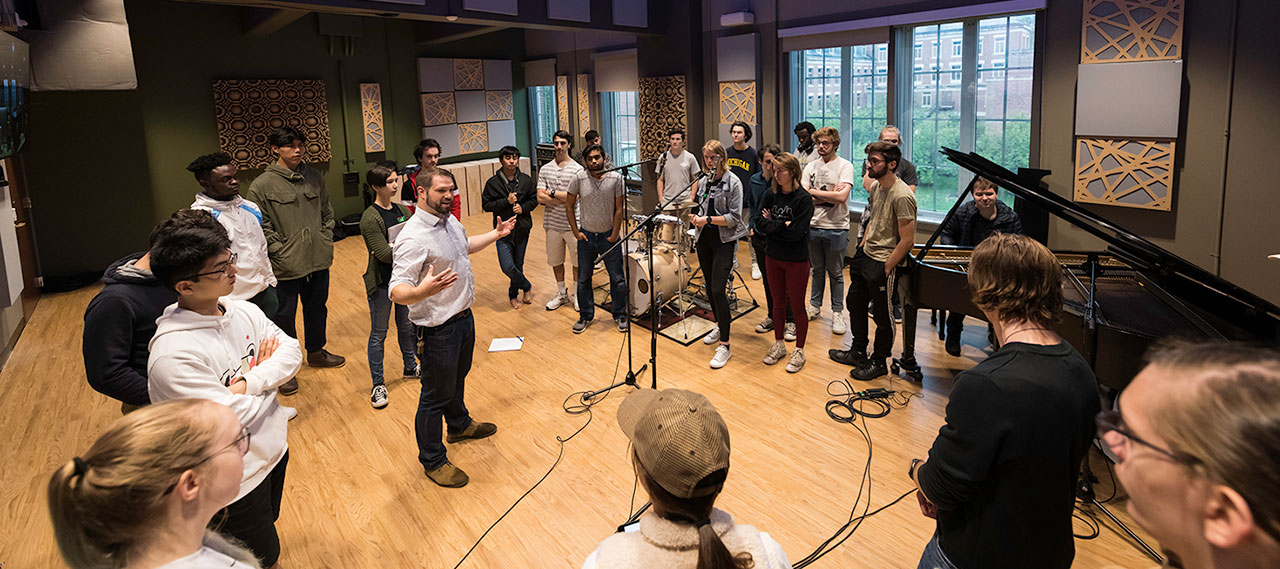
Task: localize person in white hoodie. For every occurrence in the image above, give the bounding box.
[147,212,301,569]
[187,152,296,397]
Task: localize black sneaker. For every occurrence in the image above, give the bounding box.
[403,363,420,378]
[892,303,903,323]
[851,358,888,381]
[945,336,962,357]
[573,319,592,334]
[828,348,868,366]
[615,315,629,332]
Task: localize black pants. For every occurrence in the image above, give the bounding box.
[415,310,475,470]
[212,451,289,567]
[697,230,736,343]
[751,235,793,323]
[274,269,330,353]
[845,248,896,360]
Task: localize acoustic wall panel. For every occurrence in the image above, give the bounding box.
[1075,59,1182,138]
[548,0,590,23]
[421,92,456,127]
[556,75,570,130]
[486,91,514,120]
[716,34,757,82]
[718,81,756,124]
[453,59,485,90]
[360,83,385,152]
[422,125,460,157]
[212,79,332,169]
[576,74,592,133]
[417,57,513,156]
[1073,138,1173,210]
[464,0,518,15]
[455,90,487,123]
[1082,0,1183,63]
[487,120,517,149]
[483,60,512,90]
[459,122,489,154]
[418,58,454,92]
[638,76,686,160]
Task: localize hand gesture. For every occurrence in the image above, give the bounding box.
[507,192,518,204]
[496,215,517,238]
[573,230,586,241]
[256,337,280,367]
[607,232,619,243]
[420,264,459,297]
[761,208,772,220]
[513,204,523,215]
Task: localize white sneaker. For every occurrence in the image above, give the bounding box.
[370,385,389,409]
[786,348,806,373]
[751,263,762,280]
[572,295,579,311]
[784,322,798,342]
[545,292,569,311]
[832,312,847,335]
[807,305,821,320]
[703,326,721,345]
[710,344,731,368]
[763,341,786,365]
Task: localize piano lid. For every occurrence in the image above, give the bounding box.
[941,147,1280,342]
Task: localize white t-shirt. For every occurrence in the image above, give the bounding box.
[658,150,701,203]
[537,158,585,233]
[802,156,856,230]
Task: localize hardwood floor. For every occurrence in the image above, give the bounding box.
[0,211,1154,568]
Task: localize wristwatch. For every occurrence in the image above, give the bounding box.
[908,458,923,480]
[550,189,557,198]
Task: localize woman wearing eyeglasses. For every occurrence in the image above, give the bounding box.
[906,233,1101,569]
[1102,342,1280,569]
[48,399,261,568]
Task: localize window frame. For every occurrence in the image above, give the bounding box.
[599,90,639,180]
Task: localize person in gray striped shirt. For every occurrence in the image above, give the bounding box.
[537,130,584,312]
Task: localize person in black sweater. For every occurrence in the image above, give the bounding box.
[908,233,1100,569]
[81,210,223,413]
[756,152,814,373]
[481,146,538,309]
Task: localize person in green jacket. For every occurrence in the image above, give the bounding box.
[244,127,346,398]
[360,163,416,409]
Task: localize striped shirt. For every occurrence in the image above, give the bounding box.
[389,209,474,327]
[536,158,584,233]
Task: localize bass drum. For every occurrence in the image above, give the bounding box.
[627,245,684,317]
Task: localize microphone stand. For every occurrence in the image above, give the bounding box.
[584,162,706,397]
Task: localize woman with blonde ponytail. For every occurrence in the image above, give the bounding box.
[581,389,790,569]
[48,399,261,569]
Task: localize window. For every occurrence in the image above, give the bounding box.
[600,91,639,178]
[952,40,962,57]
[914,43,922,59]
[899,14,1035,212]
[529,85,557,144]
[799,47,843,133]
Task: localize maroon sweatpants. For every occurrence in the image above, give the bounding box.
[765,256,811,347]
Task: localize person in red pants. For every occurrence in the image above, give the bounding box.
[756,152,814,373]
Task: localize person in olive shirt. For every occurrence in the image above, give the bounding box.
[360,163,416,409]
[244,126,345,396]
[481,146,538,309]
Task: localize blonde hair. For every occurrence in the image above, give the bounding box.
[814,126,840,148]
[973,177,998,192]
[702,139,728,180]
[1143,342,1280,544]
[967,233,1062,327]
[770,152,802,194]
[47,399,258,569]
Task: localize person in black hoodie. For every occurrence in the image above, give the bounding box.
[82,209,222,413]
[481,146,538,309]
[756,152,814,373]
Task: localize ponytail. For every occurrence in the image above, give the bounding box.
[637,455,754,569]
[696,518,754,569]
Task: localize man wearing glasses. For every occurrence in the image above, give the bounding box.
[146,211,303,568]
[906,233,1099,569]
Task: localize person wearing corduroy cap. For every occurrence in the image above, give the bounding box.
[580,389,790,569]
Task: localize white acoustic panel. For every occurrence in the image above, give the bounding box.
[1075,59,1183,139]
[484,59,512,90]
[455,91,487,123]
[613,0,647,27]
[464,0,517,15]
[422,125,460,157]
[418,58,454,92]
[717,34,757,83]
[487,120,517,150]
[548,0,590,22]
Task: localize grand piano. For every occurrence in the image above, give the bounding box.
[904,148,1280,390]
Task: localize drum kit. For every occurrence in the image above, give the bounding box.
[625,200,696,318]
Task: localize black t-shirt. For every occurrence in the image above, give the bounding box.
[917,342,1100,569]
[725,145,759,196]
[375,203,407,283]
[968,212,996,245]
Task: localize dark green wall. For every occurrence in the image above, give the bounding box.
[23,0,527,281]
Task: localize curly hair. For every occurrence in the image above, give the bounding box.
[967,233,1062,326]
[185,152,233,182]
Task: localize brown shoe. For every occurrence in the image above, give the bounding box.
[278,377,299,395]
[425,462,469,488]
[307,349,346,368]
[446,421,497,443]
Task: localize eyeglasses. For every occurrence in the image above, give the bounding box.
[865,157,886,165]
[1095,410,1200,467]
[163,425,251,495]
[186,252,238,281]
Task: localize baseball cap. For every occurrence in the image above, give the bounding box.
[617,388,730,499]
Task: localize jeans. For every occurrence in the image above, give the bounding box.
[576,230,628,321]
[697,230,737,343]
[845,248,895,360]
[917,532,959,569]
[496,232,532,299]
[416,311,475,470]
[274,269,330,353]
[808,228,848,312]
[750,235,793,323]
[368,285,416,387]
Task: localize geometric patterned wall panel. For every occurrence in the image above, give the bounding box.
[421,92,456,126]
[459,122,489,154]
[718,80,756,124]
[576,74,592,134]
[638,75,686,161]
[454,58,485,90]
[360,83,385,153]
[1073,138,1174,210]
[557,75,570,131]
[1082,0,1184,63]
[485,90,513,121]
[212,79,332,170]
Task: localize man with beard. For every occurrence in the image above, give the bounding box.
[405,138,461,221]
[794,121,817,168]
[566,144,628,334]
[390,170,516,488]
